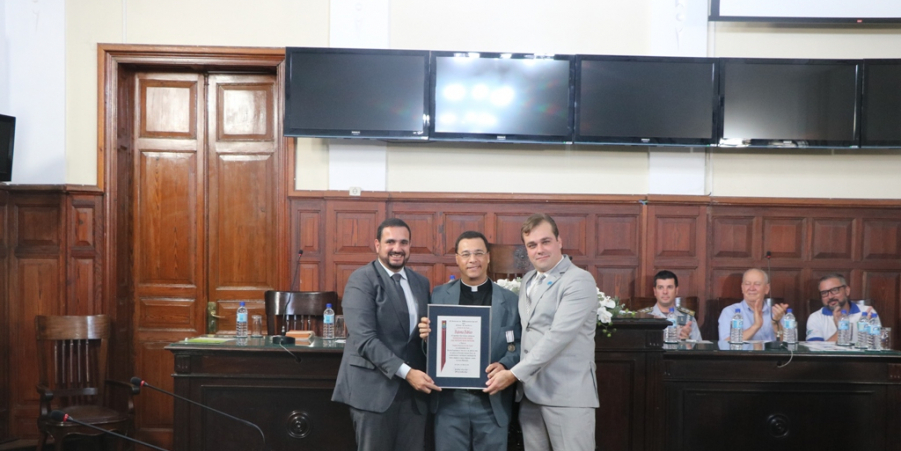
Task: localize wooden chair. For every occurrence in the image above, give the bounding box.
[264,291,339,336]
[35,315,137,451]
[488,244,532,281]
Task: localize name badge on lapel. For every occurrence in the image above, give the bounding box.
[506,330,515,352]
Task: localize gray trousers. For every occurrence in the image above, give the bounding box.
[519,397,595,451]
[434,389,507,451]
[349,386,426,451]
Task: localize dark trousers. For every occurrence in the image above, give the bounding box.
[349,384,427,451]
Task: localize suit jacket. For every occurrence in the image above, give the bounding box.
[513,256,599,408]
[331,261,431,413]
[429,279,521,427]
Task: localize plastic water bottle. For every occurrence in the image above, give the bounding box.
[837,310,851,346]
[782,308,797,344]
[675,297,682,308]
[664,307,678,343]
[323,303,336,340]
[856,312,871,349]
[730,309,743,343]
[869,313,881,350]
[236,302,248,338]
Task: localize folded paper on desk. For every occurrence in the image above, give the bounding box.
[286,330,315,343]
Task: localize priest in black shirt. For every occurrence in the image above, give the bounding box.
[418,231,521,451]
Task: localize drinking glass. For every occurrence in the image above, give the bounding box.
[335,315,347,339]
[250,315,263,337]
[881,327,892,350]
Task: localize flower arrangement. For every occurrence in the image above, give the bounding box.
[495,277,522,294]
[597,289,633,337]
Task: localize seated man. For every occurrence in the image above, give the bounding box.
[718,268,789,342]
[636,270,701,340]
[806,273,878,343]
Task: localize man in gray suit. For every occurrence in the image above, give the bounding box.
[484,213,599,451]
[332,218,440,451]
[418,231,521,451]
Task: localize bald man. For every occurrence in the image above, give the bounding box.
[717,269,790,342]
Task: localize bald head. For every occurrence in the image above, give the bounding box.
[741,268,770,306]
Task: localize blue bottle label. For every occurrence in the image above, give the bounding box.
[324,314,335,324]
[783,318,796,329]
[838,321,850,331]
[732,319,742,329]
[237,312,247,322]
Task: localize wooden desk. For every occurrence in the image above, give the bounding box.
[166,323,901,451]
[663,342,901,451]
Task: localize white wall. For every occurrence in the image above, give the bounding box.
[1,0,66,184]
[23,0,901,199]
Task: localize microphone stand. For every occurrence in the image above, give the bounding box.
[131,378,268,451]
[49,410,170,451]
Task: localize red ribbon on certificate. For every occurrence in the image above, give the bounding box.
[440,320,447,371]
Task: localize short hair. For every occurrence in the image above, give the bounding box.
[743,268,769,284]
[819,273,848,286]
[376,218,411,241]
[454,231,490,253]
[653,270,679,287]
[521,213,559,242]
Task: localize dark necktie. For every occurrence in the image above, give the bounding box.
[391,273,408,303]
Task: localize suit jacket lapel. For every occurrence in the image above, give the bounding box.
[490,282,507,360]
[373,261,411,337]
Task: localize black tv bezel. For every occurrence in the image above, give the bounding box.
[717,58,862,148]
[573,55,719,147]
[860,59,901,148]
[0,114,14,182]
[428,51,575,144]
[283,47,431,140]
[709,0,901,24]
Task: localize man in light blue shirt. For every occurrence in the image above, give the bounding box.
[717,268,789,341]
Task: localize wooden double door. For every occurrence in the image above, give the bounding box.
[123,69,287,446]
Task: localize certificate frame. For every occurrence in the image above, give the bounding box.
[426,304,492,389]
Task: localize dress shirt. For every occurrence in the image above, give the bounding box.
[377,260,419,380]
[717,300,778,342]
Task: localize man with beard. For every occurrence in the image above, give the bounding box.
[332,218,440,451]
[806,273,879,343]
[418,231,521,451]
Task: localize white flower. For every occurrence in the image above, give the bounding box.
[597,307,613,324]
[496,277,522,294]
[601,298,616,309]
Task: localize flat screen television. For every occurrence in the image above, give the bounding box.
[710,0,901,24]
[429,52,574,143]
[0,114,14,182]
[575,56,718,146]
[284,47,430,140]
[718,59,860,148]
[861,60,901,147]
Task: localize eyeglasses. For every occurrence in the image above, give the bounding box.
[819,285,847,298]
[457,251,487,259]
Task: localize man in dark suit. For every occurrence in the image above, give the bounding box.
[332,218,439,451]
[418,231,521,451]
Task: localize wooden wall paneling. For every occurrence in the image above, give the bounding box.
[762,216,806,261]
[0,191,6,440]
[862,218,901,261]
[67,193,103,315]
[862,271,901,345]
[8,192,65,438]
[326,200,386,296]
[811,217,855,260]
[290,199,326,291]
[495,213,532,246]
[134,341,176,445]
[646,205,706,303]
[710,213,755,260]
[132,71,205,447]
[207,74,280,326]
[443,212,491,254]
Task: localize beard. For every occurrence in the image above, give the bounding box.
[380,252,408,271]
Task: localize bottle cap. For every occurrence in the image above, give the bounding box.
[787,308,792,313]
[735,308,740,313]
[239,301,245,306]
[669,307,674,312]
[326,303,332,308]
[842,310,848,314]
[449,275,456,280]
[872,312,878,318]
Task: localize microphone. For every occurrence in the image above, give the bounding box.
[289,249,304,292]
[131,377,268,451]
[49,410,170,451]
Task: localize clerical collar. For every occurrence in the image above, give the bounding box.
[461,278,490,292]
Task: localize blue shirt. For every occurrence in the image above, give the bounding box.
[718,300,778,342]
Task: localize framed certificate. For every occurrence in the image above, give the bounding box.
[426,304,492,389]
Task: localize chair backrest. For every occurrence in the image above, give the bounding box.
[488,244,532,281]
[35,315,110,407]
[701,298,742,341]
[264,291,338,336]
